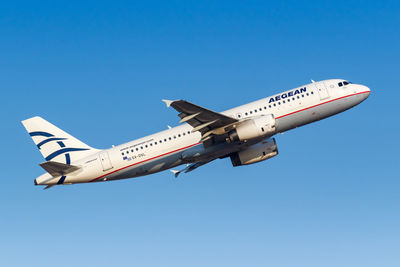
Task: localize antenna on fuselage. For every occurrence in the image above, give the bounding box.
[311,79,315,83]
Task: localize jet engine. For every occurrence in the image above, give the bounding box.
[230,138,278,166]
[228,114,276,143]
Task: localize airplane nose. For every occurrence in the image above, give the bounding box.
[359,85,371,100]
[363,85,370,94]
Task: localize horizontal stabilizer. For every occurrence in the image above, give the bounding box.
[44,185,55,190]
[40,161,80,177]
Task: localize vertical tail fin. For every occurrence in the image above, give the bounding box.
[22,116,99,164]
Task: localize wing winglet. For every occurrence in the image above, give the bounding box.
[170,160,214,178]
[162,99,175,108]
[170,169,180,178]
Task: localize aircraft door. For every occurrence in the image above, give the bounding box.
[314,82,330,100]
[99,151,113,171]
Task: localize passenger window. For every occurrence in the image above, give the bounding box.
[283,100,285,104]
[259,108,262,111]
[311,91,314,94]
[254,110,257,113]
[178,134,181,137]
[245,112,248,116]
[273,103,276,107]
[121,153,124,156]
[278,102,281,105]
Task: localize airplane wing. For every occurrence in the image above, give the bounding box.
[170,159,214,178]
[162,99,238,140]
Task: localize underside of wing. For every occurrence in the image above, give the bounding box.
[170,159,214,178]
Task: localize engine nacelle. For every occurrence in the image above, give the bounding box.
[230,138,278,166]
[229,114,276,143]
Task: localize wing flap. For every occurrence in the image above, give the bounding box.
[164,99,238,135]
[179,112,201,123]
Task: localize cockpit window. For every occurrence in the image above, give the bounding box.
[339,81,351,87]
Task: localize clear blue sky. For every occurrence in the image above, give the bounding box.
[1,1,399,266]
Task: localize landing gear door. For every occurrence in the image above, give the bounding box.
[315,82,330,100]
[99,151,113,171]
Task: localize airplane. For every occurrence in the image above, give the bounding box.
[22,79,370,189]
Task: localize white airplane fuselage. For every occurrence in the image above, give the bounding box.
[31,79,370,187]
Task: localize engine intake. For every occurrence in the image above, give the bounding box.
[230,138,278,166]
[229,114,276,143]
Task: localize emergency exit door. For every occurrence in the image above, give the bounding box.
[314,82,330,100]
[99,151,113,171]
